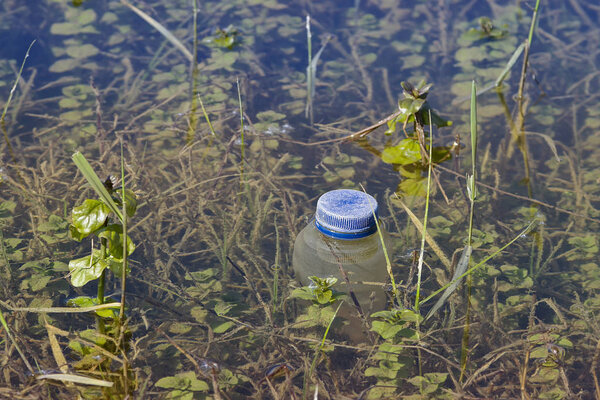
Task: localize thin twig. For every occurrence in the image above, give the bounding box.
[0,299,121,313]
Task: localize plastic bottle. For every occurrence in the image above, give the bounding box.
[292,189,390,306]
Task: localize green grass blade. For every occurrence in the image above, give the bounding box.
[415,112,434,311]
[495,42,526,87]
[527,0,541,47]
[307,36,331,104]
[0,307,34,373]
[467,81,478,242]
[361,184,397,301]
[72,152,124,222]
[425,245,472,320]
[1,40,35,162]
[305,15,312,121]
[237,78,245,184]
[461,80,479,381]
[304,301,343,397]
[198,93,216,136]
[470,81,477,179]
[120,0,193,62]
[420,219,539,307]
[0,308,10,331]
[119,139,128,322]
[454,41,526,105]
[273,215,280,313]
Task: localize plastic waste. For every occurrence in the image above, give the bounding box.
[292,189,390,305]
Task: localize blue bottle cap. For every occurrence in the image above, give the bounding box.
[315,189,378,239]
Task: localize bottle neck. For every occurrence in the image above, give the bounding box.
[314,218,378,240]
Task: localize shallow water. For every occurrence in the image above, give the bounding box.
[1,0,599,398]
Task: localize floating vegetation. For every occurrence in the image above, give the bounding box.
[203,25,240,50]
[1,0,600,398]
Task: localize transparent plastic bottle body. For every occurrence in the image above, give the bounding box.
[292,220,390,305]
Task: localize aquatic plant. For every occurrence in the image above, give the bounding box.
[65,151,137,394]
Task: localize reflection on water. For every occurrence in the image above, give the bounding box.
[1,0,599,397]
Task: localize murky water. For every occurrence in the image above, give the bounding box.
[1,1,599,398]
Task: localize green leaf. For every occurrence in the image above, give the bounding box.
[168,323,192,334]
[431,145,452,163]
[403,55,425,69]
[71,199,110,238]
[106,256,130,278]
[0,201,16,218]
[203,25,239,49]
[186,268,217,282]
[19,258,50,271]
[557,338,573,348]
[69,224,86,241]
[203,52,238,71]
[213,302,233,316]
[256,110,286,122]
[315,289,333,304]
[466,174,477,201]
[398,164,422,179]
[38,215,69,232]
[212,321,235,333]
[538,388,566,400]
[371,320,404,340]
[169,391,193,400]
[67,296,119,318]
[397,309,422,323]
[114,188,137,218]
[49,58,80,73]
[568,235,598,254]
[421,107,452,127]
[77,9,97,25]
[67,296,96,308]
[310,276,337,288]
[190,307,208,323]
[381,139,422,165]
[424,372,448,384]
[63,84,92,100]
[72,152,124,222]
[530,345,547,359]
[98,224,135,259]
[68,251,109,287]
[155,371,209,391]
[397,178,427,197]
[364,365,398,380]
[399,97,425,114]
[306,276,342,304]
[362,385,398,398]
[65,44,99,59]
[372,308,422,324]
[290,286,318,301]
[28,275,52,292]
[50,22,99,36]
